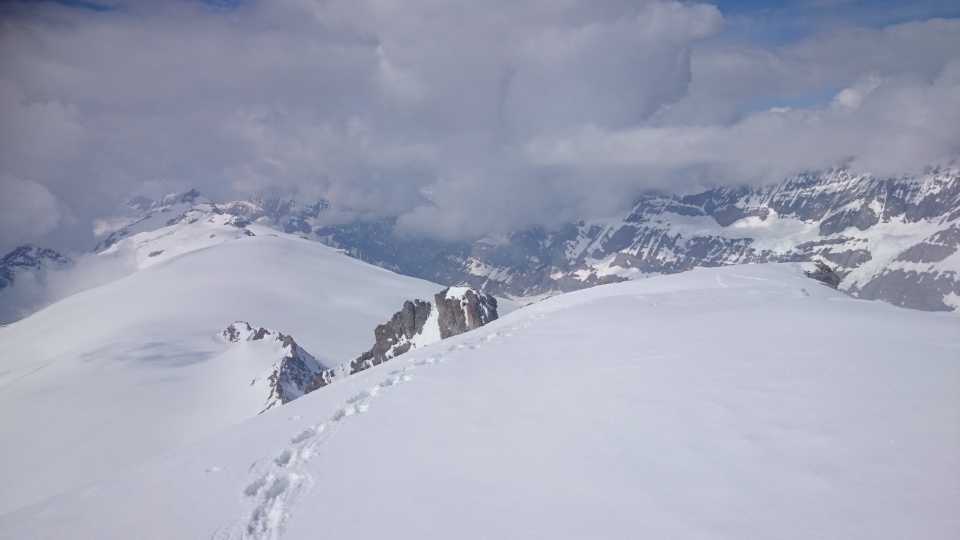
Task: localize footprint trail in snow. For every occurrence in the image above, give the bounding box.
[212,315,544,540]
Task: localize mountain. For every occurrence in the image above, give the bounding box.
[310,167,960,311]
[2,264,956,540]
[85,165,960,312]
[0,208,449,515]
[93,189,212,252]
[0,244,71,291]
[219,322,326,413]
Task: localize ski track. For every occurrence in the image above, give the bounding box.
[212,314,545,540]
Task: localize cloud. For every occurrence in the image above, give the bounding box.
[0,174,62,253]
[0,1,957,248]
[525,65,960,186]
[0,247,136,325]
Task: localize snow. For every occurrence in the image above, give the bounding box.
[93,192,213,248]
[2,263,957,539]
[408,304,441,349]
[0,232,444,515]
[443,285,472,300]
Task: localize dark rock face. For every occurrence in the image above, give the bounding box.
[221,322,324,412]
[305,287,498,394]
[434,288,498,339]
[355,299,432,369]
[895,225,960,264]
[822,249,872,269]
[263,336,321,412]
[804,261,842,289]
[847,270,960,311]
[0,244,72,290]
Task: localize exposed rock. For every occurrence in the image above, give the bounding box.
[0,244,72,290]
[895,225,960,264]
[305,287,497,394]
[221,322,324,412]
[847,270,960,312]
[804,261,842,289]
[357,299,432,368]
[434,287,498,339]
[822,249,872,269]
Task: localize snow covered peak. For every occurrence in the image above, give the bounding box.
[222,321,288,344]
[219,190,330,236]
[94,189,215,252]
[97,200,263,269]
[220,322,325,412]
[0,244,71,290]
[153,189,202,209]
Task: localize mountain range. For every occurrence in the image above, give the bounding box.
[4,166,957,313]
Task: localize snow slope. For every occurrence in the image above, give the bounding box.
[0,231,446,515]
[3,264,957,539]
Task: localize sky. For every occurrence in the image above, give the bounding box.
[0,0,959,254]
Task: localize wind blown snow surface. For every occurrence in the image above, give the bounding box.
[0,232,444,515]
[1,264,956,539]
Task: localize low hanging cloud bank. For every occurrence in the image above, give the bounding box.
[0,0,958,252]
[525,65,960,185]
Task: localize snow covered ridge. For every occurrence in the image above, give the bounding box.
[220,322,325,413]
[307,286,498,391]
[96,198,260,270]
[93,189,209,252]
[0,244,71,290]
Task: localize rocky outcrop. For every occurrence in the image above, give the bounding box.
[804,261,841,289]
[434,287,498,338]
[846,270,960,311]
[305,287,497,393]
[221,322,324,412]
[356,299,433,366]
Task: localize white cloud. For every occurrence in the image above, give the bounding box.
[525,65,960,186]
[0,1,957,246]
[0,174,62,253]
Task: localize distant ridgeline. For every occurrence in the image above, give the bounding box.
[308,167,960,312]
[5,165,959,311]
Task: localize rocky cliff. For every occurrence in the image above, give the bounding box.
[306,287,497,392]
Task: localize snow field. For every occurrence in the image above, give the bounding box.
[2,263,957,540]
[0,233,444,514]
